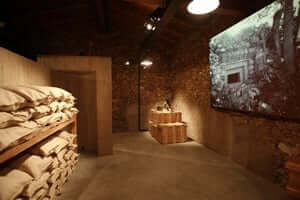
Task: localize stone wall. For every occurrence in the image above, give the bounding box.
[169,21,300,187]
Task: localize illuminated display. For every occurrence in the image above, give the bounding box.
[209,0,300,120]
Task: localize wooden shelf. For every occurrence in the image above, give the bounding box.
[0,115,77,164]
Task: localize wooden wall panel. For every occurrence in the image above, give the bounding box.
[52,71,97,153]
[38,56,112,155]
[0,48,50,86]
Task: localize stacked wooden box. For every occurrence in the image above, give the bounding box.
[149,110,187,144]
[286,160,300,199]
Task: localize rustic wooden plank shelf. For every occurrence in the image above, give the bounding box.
[0,115,77,164]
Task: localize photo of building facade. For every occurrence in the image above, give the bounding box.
[210,0,300,120]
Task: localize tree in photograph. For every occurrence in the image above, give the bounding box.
[268,5,283,66]
[283,0,296,74]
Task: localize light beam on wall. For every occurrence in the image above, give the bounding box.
[187,0,220,15]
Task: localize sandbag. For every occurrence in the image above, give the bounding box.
[31,187,48,200]
[3,86,48,106]
[0,126,35,152]
[47,183,58,200]
[11,108,34,122]
[0,112,24,129]
[35,113,63,126]
[22,172,50,197]
[48,168,61,184]
[57,131,76,144]
[0,88,26,112]
[31,105,52,119]
[30,137,68,157]
[0,169,33,200]
[12,155,52,179]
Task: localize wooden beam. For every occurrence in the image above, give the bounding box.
[90,0,110,33]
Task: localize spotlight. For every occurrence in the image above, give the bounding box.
[144,7,166,32]
[145,23,156,31]
[187,0,220,15]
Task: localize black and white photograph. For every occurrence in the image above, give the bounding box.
[210,0,300,120]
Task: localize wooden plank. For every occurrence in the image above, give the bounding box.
[0,116,76,164]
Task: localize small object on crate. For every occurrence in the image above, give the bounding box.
[149,110,187,144]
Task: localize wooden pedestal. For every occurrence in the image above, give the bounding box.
[149,110,187,144]
[149,123,187,144]
[286,161,300,199]
[150,111,182,123]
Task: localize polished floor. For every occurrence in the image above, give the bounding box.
[57,132,289,200]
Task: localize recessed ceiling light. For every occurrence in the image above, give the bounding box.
[187,0,220,15]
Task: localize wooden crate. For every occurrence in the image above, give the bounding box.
[286,160,300,199]
[150,123,187,144]
[150,110,182,123]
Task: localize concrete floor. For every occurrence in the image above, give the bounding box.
[57,132,289,200]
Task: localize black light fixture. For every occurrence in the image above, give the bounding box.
[144,7,166,32]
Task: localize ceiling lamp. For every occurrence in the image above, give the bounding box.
[140,59,153,69]
[187,0,220,15]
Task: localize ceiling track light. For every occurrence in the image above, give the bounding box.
[187,0,220,15]
[144,7,166,32]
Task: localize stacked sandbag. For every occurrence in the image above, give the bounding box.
[51,131,79,197]
[0,130,79,200]
[29,130,79,199]
[0,154,53,200]
[0,86,78,153]
[0,87,40,152]
[0,169,33,200]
